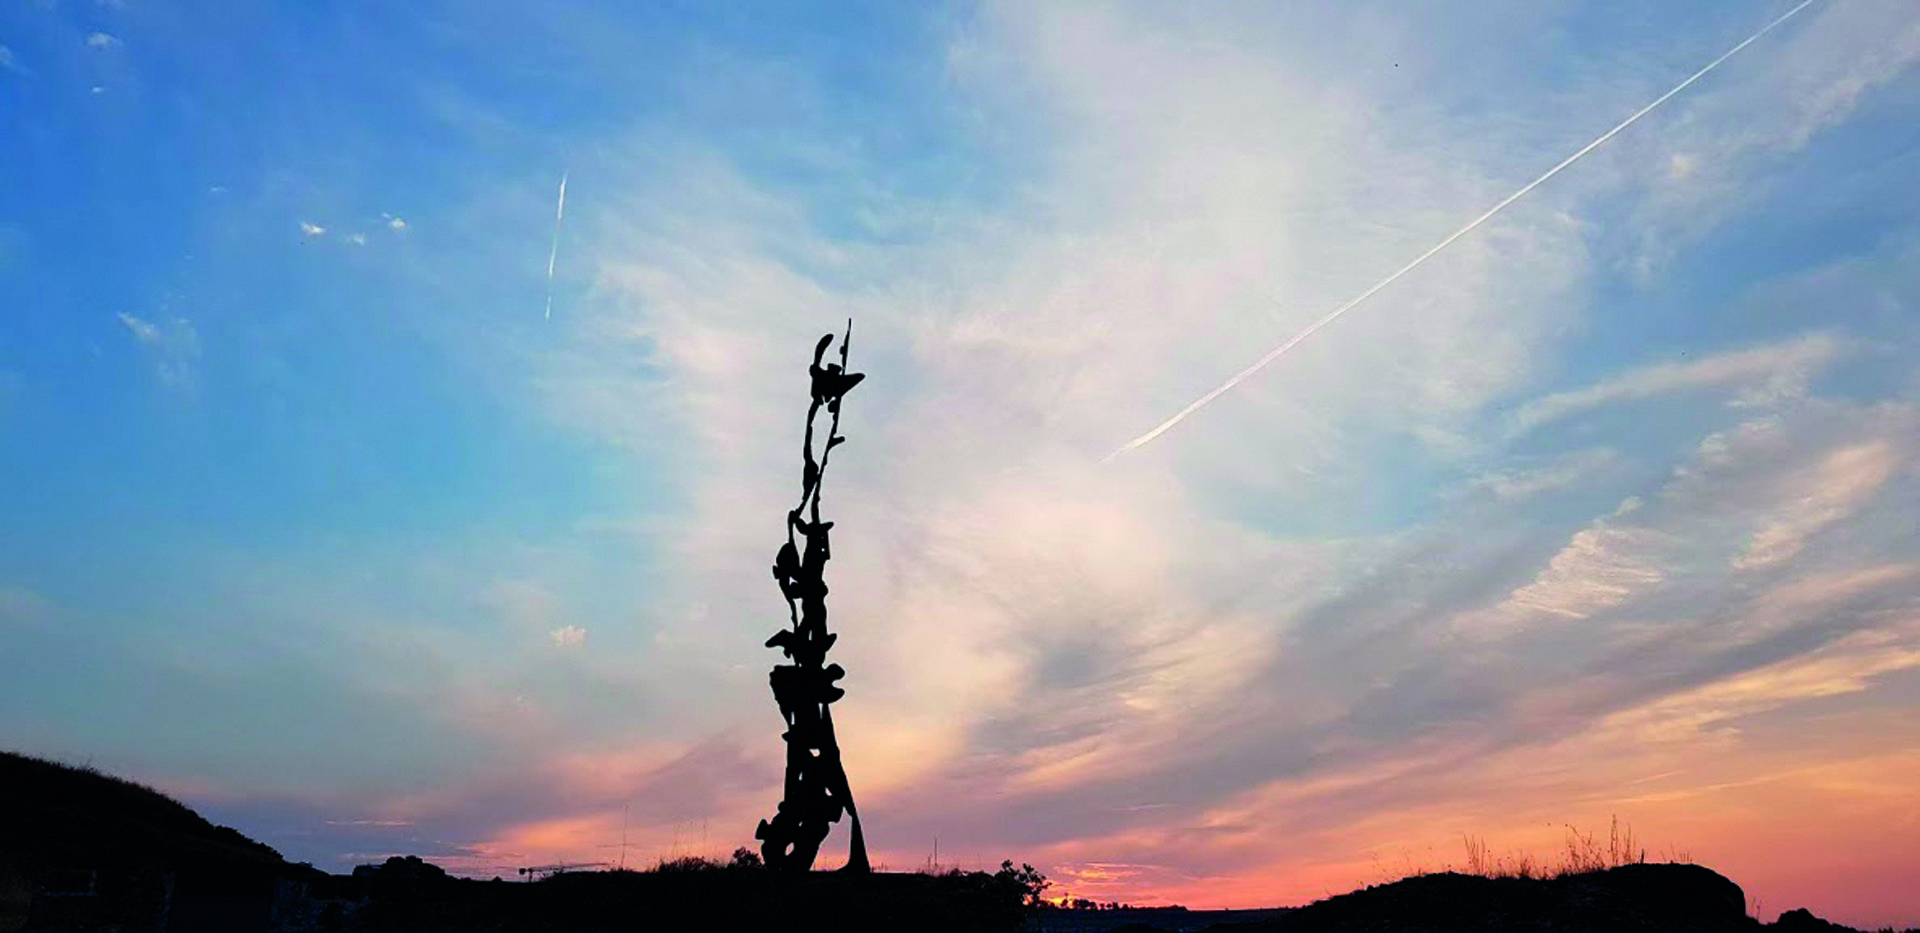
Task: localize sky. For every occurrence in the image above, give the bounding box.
[3,0,1919,927]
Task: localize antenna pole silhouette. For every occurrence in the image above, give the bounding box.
[756,321,870,873]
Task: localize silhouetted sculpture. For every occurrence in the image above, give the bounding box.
[755,322,870,874]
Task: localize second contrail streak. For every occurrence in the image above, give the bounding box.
[544,171,569,321]
[1104,0,1814,461]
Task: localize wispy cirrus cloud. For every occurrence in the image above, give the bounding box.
[115,311,159,343]
[20,1,1919,927]
[116,311,200,388]
[1508,333,1845,435]
[1733,440,1896,570]
[491,3,1920,921]
[1468,448,1625,502]
[1626,0,1920,276]
[1489,509,1668,622]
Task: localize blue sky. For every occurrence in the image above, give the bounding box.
[4,1,1920,926]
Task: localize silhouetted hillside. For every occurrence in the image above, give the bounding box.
[341,864,1043,933]
[1094,863,1914,933]
[2,751,1907,933]
[0,749,294,872]
[0,752,1045,932]
[0,749,328,932]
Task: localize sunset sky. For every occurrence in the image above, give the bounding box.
[4,1,1920,928]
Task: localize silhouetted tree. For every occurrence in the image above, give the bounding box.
[993,860,1050,927]
[755,321,870,873]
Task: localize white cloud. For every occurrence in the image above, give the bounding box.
[10,1,1920,912]
[1734,441,1896,570]
[524,2,1639,844]
[372,1,1920,900]
[116,311,160,344]
[526,0,1920,812]
[116,312,200,388]
[1509,333,1844,435]
[1469,448,1622,502]
[1623,1,1920,277]
[1712,0,1920,154]
[0,45,24,75]
[346,232,368,247]
[1597,613,1920,748]
[1499,521,1668,621]
[1485,402,1913,626]
[85,32,121,50]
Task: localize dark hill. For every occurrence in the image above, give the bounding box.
[0,751,1044,932]
[0,749,328,933]
[1218,863,1751,932]
[1106,863,1907,933]
[0,749,294,873]
[3,751,1906,933]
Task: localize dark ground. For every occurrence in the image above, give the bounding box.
[5,749,1912,933]
[1054,864,1917,933]
[1038,906,1297,933]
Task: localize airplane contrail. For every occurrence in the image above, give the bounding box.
[544,171,569,320]
[1104,0,1816,462]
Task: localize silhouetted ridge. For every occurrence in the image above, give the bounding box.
[1262,863,1749,932]
[0,749,338,931]
[0,749,289,871]
[1080,863,1900,933]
